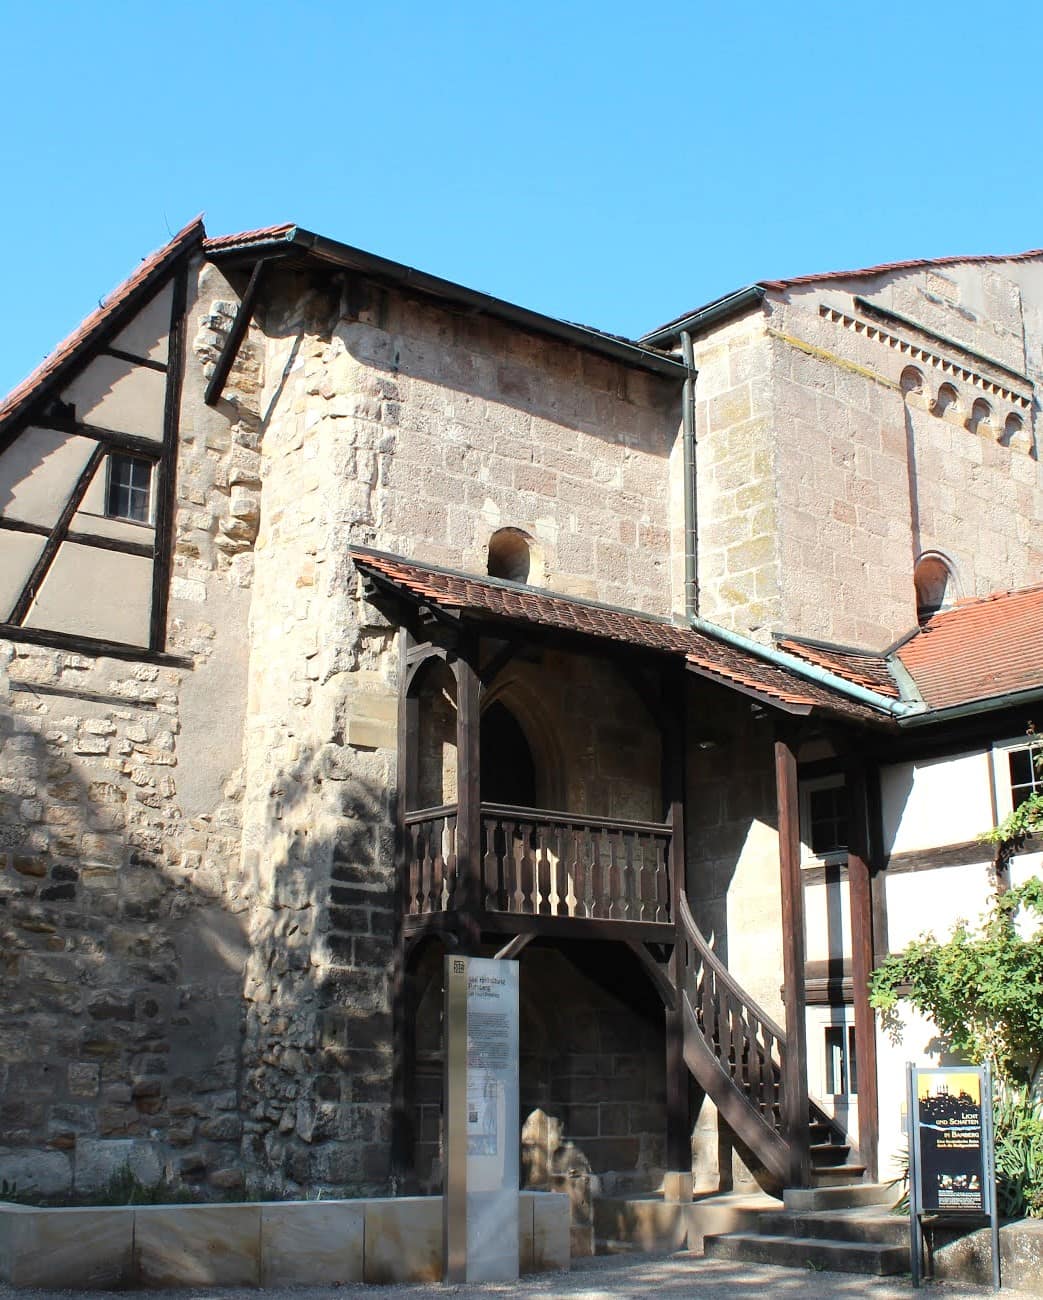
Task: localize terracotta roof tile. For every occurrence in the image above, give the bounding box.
[897,585,1043,710]
[351,548,888,723]
[0,216,204,431]
[776,638,900,698]
[760,248,1043,292]
[202,223,296,253]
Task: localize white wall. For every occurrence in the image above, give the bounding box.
[881,750,993,854]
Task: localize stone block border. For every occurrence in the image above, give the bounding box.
[0,1191,570,1289]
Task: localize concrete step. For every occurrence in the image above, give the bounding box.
[756,1208,908,1247]
[784,1182,894,1212]
[703,1230,907,1275]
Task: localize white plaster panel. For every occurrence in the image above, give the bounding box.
[884,862,993,951]
[1011,854,1043,889]
[0,532,44,620]
[61,354,165,440]
[880,750,993,854]
[109,281,172,362]
[803,877,850,962]
[0,427,95,526]
[25,542,151,646]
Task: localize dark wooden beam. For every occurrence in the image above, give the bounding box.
[623,939,676,1011]
[0,621,191,667]
[848,760,880,1181]
[204,259,270,406]
[149,268,187,653]
[775,730,811,1188]
[33,419,164,460]
[391,629,418,1188]
[8,443,105,625]
[664,668,690,1174]
[453,635,482,953]
[101,346,168,374]
[0,516,153,558]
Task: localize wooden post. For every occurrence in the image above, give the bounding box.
[775,731,810,1188]
[847,760,880,1182]
[663,673,691,1188]
[391,630,417,1187]
[454,634,482,953]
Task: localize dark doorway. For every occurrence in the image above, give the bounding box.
[481,701,537,807]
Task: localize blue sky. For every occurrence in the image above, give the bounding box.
[2,0,1041,397]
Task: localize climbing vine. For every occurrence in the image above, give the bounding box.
[868,734,1043,1216]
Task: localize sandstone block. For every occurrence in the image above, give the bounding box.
[0,1205,134,1287]
[260,1200,364,1285]
[135,1204,261,1287]
[363,1195,441,1284]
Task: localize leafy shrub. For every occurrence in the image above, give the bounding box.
[994,1083,1043,1219]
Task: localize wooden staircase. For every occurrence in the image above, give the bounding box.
[675,891,864,1189]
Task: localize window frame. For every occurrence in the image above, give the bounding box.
[104,452,156,527]
[991,735,1043,820]
[799,772,849,867]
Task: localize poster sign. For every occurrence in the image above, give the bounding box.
[444,956,519,1284]
[906,1063,1000,1290]
[914,1068,988,1212]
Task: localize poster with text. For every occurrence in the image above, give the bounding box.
[915,1069,986,1212]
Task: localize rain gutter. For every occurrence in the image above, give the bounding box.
[688,615,922,719]
[640,285,767,348]
[680,330,698,616]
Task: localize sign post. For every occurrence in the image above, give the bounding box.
[907,1063,1000,1291]
[443,955,520,1284]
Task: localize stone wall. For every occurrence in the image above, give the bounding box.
[0,254,261,1198]
[411,943,667,1199]
[689,259,1043,649]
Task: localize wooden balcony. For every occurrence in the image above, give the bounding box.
[402,802,674,942]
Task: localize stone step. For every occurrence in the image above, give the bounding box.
[756,1208,908,1247]
[703,1230,907,1275]
[784,1182,893,1212]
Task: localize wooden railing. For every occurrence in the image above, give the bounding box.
[676,890,789,1179]
[402,802,672,923]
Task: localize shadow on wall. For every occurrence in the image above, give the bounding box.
[0,650,397,1203]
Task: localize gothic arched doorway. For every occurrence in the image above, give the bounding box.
[480,700,537,807]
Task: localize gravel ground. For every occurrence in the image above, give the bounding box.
[0,1252,1035,1300]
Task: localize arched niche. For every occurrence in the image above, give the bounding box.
[914,550,960,620]
[411,656,458,809]
[481,677,567,810]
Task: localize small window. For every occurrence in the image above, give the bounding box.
[801,774,848,862]
[993,735,1043,817]
[824,1025,858,1096]
[106,454,153,524]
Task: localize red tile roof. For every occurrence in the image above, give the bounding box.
[776,638,900,698]
[202,223,296,253]
[896,585,1043,711]
[350,548,888,723]
[0,217,204,432]
[759,248,1043,292]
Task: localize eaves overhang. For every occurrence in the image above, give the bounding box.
[205,225,687,380]
[639,285,768,348]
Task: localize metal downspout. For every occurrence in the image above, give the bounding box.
[681,330,698,617]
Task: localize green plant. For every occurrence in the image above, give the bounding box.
[869,877,1043,1085]
[993,1082,1043,1219]
[981,730,1043,853]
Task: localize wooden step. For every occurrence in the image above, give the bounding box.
[703,1230,907,1275]
[810,1163,867,1186]
[809,1141,852,1167]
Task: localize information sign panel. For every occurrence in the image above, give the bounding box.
[914,1068,989,1212]
[444,956,519,1284]
[907,1063,1000,1290]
